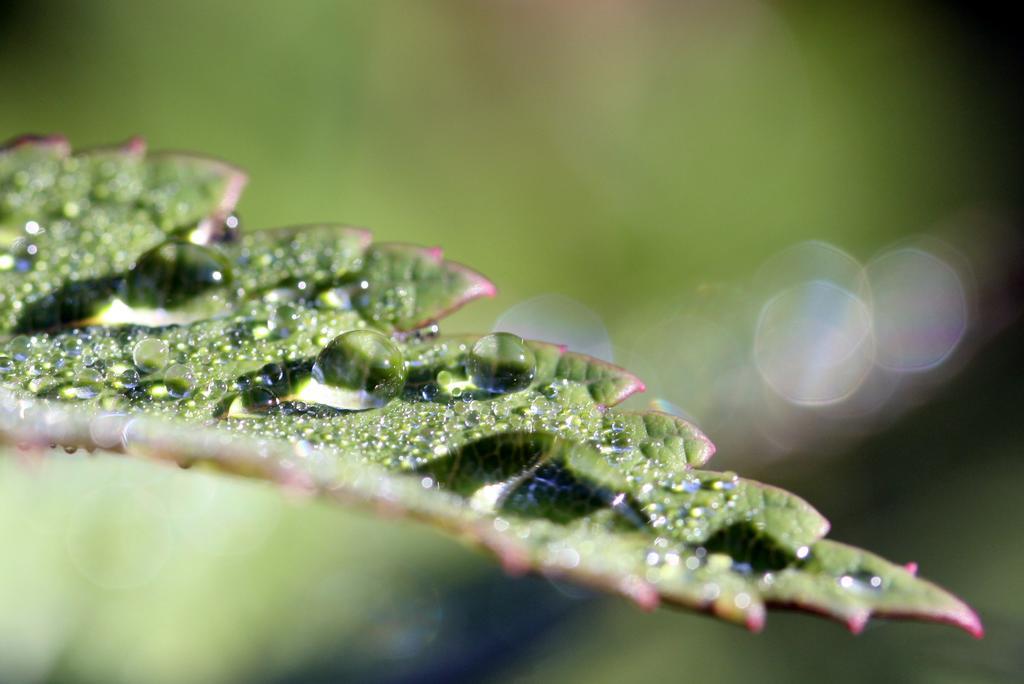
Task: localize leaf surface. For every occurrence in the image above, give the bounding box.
[0,136,981,637]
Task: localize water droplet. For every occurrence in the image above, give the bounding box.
[133,338,169,373]
[242,386,279,412]
[59,336,84,357]
[8,335,31,361]
[708,471,739,492]
[838,571,884,592]
[318,287,353,310]
[267,304,298,338]
[124,240,232,309]
[311,329,407,403]
[115,367,141,389]
[71,368,104,399]
[467,332,536,393]
[164,364,195,399]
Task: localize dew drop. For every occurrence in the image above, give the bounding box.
[267,304,298,338]
[8,335,32,361]
[116,367,141,390]
[133,338,169,374]
[124,240,232,309]
[318,287,353,310]
[71,368,104,399]
[311,329,407,404]
[242,386,279,412]
[837,571,884,592]
[466,332,536,394]
[164,364,196,399]
[59,336,84,357]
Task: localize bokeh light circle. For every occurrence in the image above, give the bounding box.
[753,240,870,303]
[865,247,967,372]
[754,280,875,405]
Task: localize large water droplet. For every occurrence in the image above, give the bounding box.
[59,336,84,357]
[115,367,141,390]
[8,335,32,361]
[165,364,196,399]
[311,329,406,403]
[124,240,232,309]
[267,304,298,339]
[467,332,536,393]
[242,386,279,412]
[70,368,104,399]
[133,338,169,374]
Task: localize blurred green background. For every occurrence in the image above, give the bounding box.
[1,1,1022,682]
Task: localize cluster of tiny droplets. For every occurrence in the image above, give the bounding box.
[0,300,364,416]
[0,144,237,330]
[349,245,427,327]
[0,292,773,558]
[231,225,369,294]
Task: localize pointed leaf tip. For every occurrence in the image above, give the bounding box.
[621,576,660,612]
[875,595,985,639]
[78,137,147,157]
[596,363,646,404]
[522,344,650,407]
[761,540,982,638]
[220,166,249,214]
[1,133,70,155]
[349,244,496,330]
[448,261,498,300]
[147,150,249,216]
[746,606,766,633]
[964,610,985,639]
[848,612,870,634]
[123,136,147,155]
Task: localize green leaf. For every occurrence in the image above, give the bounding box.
[1,135,246,331]
[348,243,497,331]
[0,136,981,638]
[759,540,982,635]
